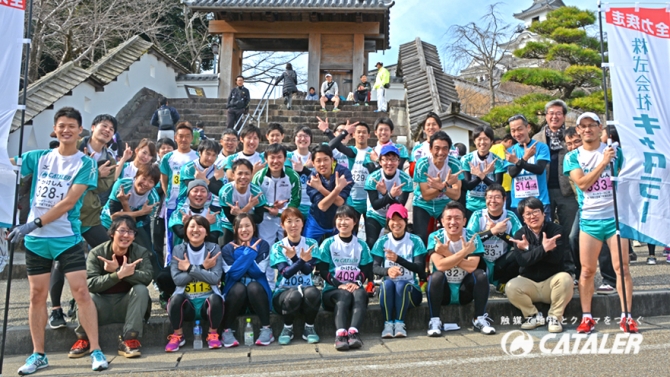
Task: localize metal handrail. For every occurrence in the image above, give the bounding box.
[234,80,276,133]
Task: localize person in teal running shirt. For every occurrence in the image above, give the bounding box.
[270,207,321,345]
[461,126,505,219]
[466,184,522,291]
[371,204,426,339]
[10,107,109,374]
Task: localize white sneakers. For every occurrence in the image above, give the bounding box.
[427,317,442,337]
[547,316,563,333]
[521,312,545,330]
[472,314,496,335]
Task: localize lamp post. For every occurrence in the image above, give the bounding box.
[211,40,219,75]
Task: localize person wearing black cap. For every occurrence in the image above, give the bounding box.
[373,62,390,113]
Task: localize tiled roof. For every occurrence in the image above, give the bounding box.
[12,36,188,132]
[187,0,393,10]
[11,62,90,131]
[514,0,565,19]
[397,38,461,129]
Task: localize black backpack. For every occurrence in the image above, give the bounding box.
[157,108,174,130]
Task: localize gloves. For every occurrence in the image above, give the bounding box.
[8,221,39,244]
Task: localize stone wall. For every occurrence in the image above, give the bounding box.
[115,87,162,147]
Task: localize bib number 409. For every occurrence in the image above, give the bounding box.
[335,266,360,282]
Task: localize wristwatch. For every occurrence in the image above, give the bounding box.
[34,218,43,228]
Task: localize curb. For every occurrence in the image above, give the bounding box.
[2,290,669,355]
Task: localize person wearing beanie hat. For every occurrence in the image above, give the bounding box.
[168,179,221,250]
[564,110,636,334]
[371,203,426,339]
[364,144,412,249]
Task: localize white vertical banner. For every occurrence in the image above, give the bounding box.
[606,7,670,246]
[0,1,25,229]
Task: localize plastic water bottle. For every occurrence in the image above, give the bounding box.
[244,318,254,346]
[193,320,203,349]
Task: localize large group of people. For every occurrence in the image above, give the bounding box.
[8,96,644,375]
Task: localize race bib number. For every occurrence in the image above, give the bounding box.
[584,172,613,200]
[445,266,467,284]
[351,169,368,185]
[386,261,413,281]
[282,273,313,288]
[170,174,181,197]
[483,241,505,262]
[185,281,212,297]
[514,175,539,198]
[34,178,68,209]
[335,265,361,282]
[470,183,487,198]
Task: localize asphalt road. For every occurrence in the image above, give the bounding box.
[3,316,669,377]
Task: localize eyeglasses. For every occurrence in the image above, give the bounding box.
[116,229,136,236]
[547,111,564,117]
[508,114,528,124]
[380,157,399,163]
[522,209,543,219]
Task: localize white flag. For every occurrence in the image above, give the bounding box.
[607,7,670,246]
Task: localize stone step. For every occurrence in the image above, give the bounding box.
[1,290,666,355]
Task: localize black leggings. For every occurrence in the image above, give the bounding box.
[493,251,521,285]
[168,293,224,331]
[365,216,384,250]
[153,216,165,266]
[272,287,321,326]
[427,269,489,318]
[223,281,271,329]
[155,269,176,301]
[412,206,435,246]
[322,288,369,331]
[82,225,111,248]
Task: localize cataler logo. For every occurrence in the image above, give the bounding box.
[500,330,533,356]
[500,330,643,356]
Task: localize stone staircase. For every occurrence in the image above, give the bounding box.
[127,98,408,150]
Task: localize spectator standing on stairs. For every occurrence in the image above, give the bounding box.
[151,97,180,140]
[275,63,298,110]
[227,75,250,130]
[320,73,341,113]
[373,62,390,113]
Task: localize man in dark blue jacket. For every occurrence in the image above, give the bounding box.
[305,145,353,241]
[227,76,251,130]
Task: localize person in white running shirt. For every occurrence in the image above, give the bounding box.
[563,112,636,334]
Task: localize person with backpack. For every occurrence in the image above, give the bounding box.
[151,98,180,140]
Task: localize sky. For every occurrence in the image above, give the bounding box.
[245,0,667,98]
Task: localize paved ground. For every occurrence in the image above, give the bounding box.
[2,315,669,377]
[0,245,668,328]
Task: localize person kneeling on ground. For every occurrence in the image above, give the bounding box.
[316,205,373,351]
[221,214,273,347]
[166,215,224,352]
[70,216,153,359]
[426,201,496,336]
[270,208,321,345]
[505,197,572,333]
[371,204,426,338]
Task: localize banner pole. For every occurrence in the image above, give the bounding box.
[597,0,630,332]
[0,0,36,373]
